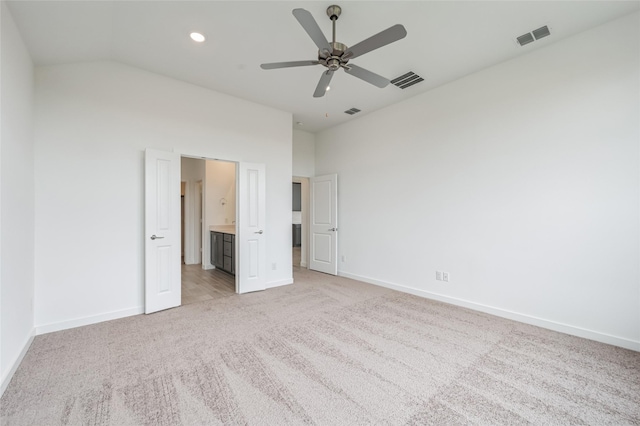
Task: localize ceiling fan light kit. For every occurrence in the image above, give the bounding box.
[260,5,407,98]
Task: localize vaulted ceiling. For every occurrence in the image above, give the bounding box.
[7,1,639,132]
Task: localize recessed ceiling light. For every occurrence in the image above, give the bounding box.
[189,32,206,43]
[326,86,331,91]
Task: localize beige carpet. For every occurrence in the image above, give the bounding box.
[2,268,639,425]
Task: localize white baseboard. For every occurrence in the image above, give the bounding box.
[35,306,144,335]
[1,329,35,398]
[338,271,640,352]
[300,261,307,268]
[267,278,293,289]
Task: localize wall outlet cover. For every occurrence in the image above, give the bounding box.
[436,271,442,281]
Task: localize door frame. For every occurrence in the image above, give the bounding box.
[181,154,239,291]
[177,152,269,295]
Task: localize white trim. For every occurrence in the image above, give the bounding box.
[1,329,35,397]
[339,271,640,352]
[35,306,143,335]
[267,278,293,289]
[300,261,307,268]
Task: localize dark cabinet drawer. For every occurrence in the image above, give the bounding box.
[212,231,235,276]
[211,232,224,269]
[292,224,301,247]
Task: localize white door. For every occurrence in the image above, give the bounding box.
[310,174,338,275]
[145,149,181,314]
[237,162,266,293]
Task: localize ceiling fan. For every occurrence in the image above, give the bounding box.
[260,5,407,98]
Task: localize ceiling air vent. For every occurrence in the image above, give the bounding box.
[532,25,550,40]
[344,107,361,115]
[516,25,551,46]
[391,71,424,89]
[516,32,535,46]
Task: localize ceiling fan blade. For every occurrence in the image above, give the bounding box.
[292,9,332,53]
[313,70,334,98]
[261,60,320,70]
[343,24,407,60]
[344,64,389,88]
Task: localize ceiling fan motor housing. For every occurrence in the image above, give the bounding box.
[319,42,348,70]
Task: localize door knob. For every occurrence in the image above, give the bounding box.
[255,230,264,234]
[150,235,164,240]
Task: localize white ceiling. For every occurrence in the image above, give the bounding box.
[7,1,639,133]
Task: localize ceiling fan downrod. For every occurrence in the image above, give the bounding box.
[326,5,341,44]
[324,5,347,71]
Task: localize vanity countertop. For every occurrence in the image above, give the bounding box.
[209,225,236,235]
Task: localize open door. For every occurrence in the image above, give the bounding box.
[310,174,338,275]
[237,162,267,293]
[145,149,181,314]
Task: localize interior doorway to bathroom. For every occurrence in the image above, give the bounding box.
[181,157,237,305]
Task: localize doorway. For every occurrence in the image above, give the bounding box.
[145,149,268,313]
[181,157,236,305]
[292,177,310,269]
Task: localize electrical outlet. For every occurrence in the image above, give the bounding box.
[436,271,442,281]
[271,263,277,270]
[442,272,450,282]
[341,255,345,262]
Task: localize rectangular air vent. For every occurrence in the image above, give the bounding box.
[532,25,550,40]
[517,32,535,46]
[516,25,551,46]
[344,108,361,115]
[391,71,424,89]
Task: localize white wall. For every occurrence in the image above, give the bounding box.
[316,13,640,349]
[34,61,293,332]
[293,129,315,178]
[203,159,236,269]
[0,2,35,393]
[205,160,236,227]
